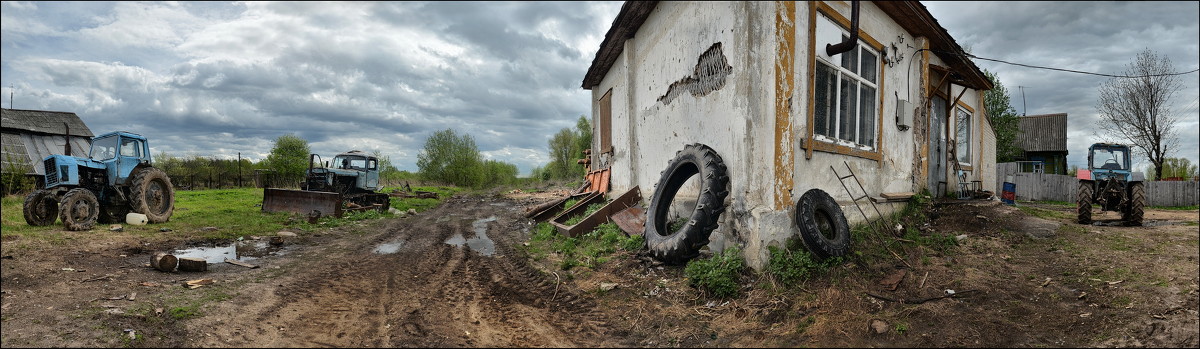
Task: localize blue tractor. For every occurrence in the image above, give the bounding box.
[1076,143,1145,226]
[22,131,175,230]
[261,150,390,218]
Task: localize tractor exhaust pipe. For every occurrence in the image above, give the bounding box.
[826,0,860,57]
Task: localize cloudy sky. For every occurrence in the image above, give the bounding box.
[2,1,1197,175]
[926,1,1200,171]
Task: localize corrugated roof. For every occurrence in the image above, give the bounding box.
[1,108,94,137]
[1017,113,1067,152]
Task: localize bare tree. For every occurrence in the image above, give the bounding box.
[1095,49,1183,180]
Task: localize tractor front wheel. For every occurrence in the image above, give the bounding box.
[1077,182,1093,224]
[60,188,99,231]
[130,168,175,223]
[23,189,59,226]
[1124,182,1145,226]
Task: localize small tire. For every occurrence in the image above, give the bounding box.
[1124,182,1145,226]
[794,188,851,259]
[645,144,730,265]
[1077,182,1092,224]
[60,188,99,231]
[130,167,175,223]
[23,189,59,226]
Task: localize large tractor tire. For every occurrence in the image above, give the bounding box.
[1123,182,1145,226]
[1077,181,1093,224]
[60,188,99,231]
[23,189,59,226]
[795,188,851,259]
[130,167,175,223]
[645,144,729,265]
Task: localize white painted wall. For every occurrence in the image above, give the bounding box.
[590,1,994,269]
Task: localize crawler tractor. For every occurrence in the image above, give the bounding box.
[261,150,390,218]
[1076,143,1146,226]
[22,131,175,231]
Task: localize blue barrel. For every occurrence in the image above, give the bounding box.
[1001,182,1016,205]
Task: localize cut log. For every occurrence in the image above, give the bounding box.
[177,257,208,272]
[881,192,915,199]
[150,253,177,272]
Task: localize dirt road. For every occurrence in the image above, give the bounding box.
[1,192,1196,347]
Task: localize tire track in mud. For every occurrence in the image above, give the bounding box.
[216,196,622,347]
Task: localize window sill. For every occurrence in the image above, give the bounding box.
[803,138,881,161]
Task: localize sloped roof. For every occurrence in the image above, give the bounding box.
[581,1,992,91]
[1,108,94,137]
[1017,113,1067,153]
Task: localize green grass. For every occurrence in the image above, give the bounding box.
[2,186,459,244]
[564,202,606,226]
[1150,205,1199,211]
[766,240,842,287]
[685,247,745,298]
[524,222,642,270]
[1018,205,1069,220]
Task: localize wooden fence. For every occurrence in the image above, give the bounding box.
[997,162,1198,207]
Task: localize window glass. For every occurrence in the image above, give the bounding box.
[91,136,118,160]
[956,107,972,165]
[814,63,835,137]
[120,138,140,157]
[812,12,879,150]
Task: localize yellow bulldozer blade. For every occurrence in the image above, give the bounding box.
[262,188,344,218]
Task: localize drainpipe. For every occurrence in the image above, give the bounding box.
[825,0,860,57]
[63,122,71,156]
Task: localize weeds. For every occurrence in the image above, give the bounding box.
[766,240,841,286]
[524,222,641,270]
[684,247,745,298]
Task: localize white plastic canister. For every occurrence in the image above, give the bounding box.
[125,212,149,225]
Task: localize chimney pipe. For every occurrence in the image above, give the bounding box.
[64,122,71,156]
[825,0,860,57]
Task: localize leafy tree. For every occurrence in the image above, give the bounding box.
[1096,49,1183,180]
[547,128,578,180]
[983,69,1022,162]
[417,129,484,187]
[264,134,311,186]
[1147,157,1198,180]
[481,160,519,188]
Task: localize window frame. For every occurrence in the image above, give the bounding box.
[955,102,974,169]
[805,2,886,161]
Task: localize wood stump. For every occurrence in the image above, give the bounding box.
[151,253,177,272]
[177,257,208,272]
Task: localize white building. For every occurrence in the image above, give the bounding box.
[581,1,997,269]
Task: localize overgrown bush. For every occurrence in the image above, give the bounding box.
[684,247,745,298]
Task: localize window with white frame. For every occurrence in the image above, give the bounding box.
[956,106,972,165]
[813,12,879,150]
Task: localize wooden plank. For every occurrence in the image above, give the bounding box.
[224,258,259,269]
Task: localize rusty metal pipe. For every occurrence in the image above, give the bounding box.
[826,0,860,57]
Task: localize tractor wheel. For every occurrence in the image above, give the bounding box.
[1076,182,1092,224]
[644,144,729,265]
[98,205,130,224]
[1124,182,1145,226]
[130,167,175,223]
[795,188,851,259]
[60,188,99,231]
[23,189,59,226]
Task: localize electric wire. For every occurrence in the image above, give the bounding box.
[930,49,1200,78]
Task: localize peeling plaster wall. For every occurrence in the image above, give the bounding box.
[591,1,993,270]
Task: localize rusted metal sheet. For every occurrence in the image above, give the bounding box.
[611,205,646,237]
[551,186,641,237]
[584,168,611,194]
[529,192,593,222]
[261,188,344,218]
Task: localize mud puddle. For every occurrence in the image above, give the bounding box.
[173,240,290,263]
[373,239,406,254]
[444,216,497,256]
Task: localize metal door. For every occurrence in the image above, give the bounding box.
[928,96,948,197]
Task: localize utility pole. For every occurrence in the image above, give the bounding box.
[1018,85,1028,116]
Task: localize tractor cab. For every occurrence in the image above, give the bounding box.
[88,132,151,186]
[1087,143,1132,181]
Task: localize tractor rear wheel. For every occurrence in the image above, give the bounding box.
[60,188,99,231]
[1124,182,1145,226]
[130,167,175,223]
[23,189,59,226]
[1077,182,1092,224]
